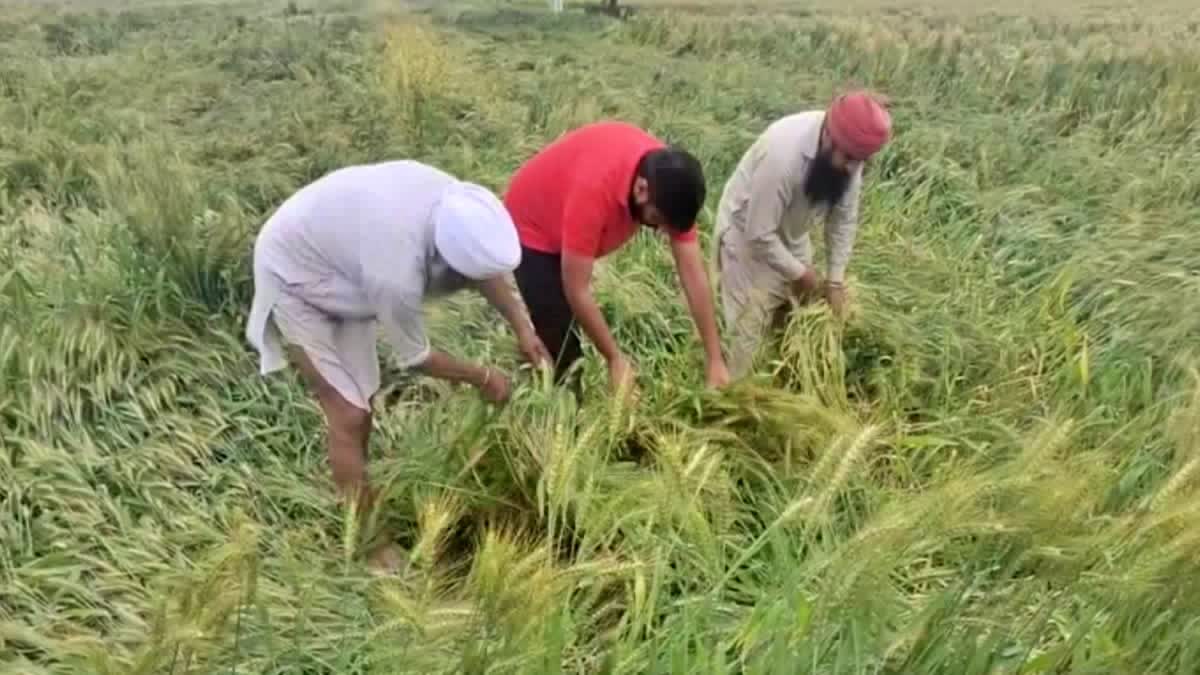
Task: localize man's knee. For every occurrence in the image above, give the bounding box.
[726,296,777,376]
[327,399,371,440]
[291,352,371,437]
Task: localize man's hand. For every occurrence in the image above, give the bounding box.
[475,276,552,370]
[705,359,731,388]
[791,268,822,304]
[563,250,623,364]
[516,327,553,369]
[825,281,848,320]
[476,367,512,404]
[608,353,636,395]
[669,238,729,391]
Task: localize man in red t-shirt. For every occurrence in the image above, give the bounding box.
[499,121,730,394]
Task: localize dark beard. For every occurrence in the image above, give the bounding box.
[629,191,651,227]
[803,150,851,207]
[631,200,646,225]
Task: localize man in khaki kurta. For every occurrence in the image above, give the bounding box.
[714,92,893,377]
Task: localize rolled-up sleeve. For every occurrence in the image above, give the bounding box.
[358,222,434,369]
[825,171,862,284]
[379,290,431,368]
[744,148,807,282]
[363,259,432,369]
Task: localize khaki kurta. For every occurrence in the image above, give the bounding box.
[245,160,471,411]
[714,110,864,377]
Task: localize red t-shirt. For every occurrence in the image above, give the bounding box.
[503,121,698,259]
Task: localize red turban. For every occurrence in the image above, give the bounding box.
[825,91,892,160]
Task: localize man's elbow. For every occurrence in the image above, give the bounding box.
[745,229,778,255]
[403,347,434,372]
[560,275,591,310]
[745,240,799,279]
[565,289,591,314]
[746,238,769,261]
[746,236,788,271]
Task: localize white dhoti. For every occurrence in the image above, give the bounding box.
[246,263,382,412]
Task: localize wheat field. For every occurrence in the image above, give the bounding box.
[3,0,1200,673]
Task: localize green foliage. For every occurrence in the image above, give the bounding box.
[3,0,1200,673]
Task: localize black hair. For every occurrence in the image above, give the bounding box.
[803,147,852,208]
[635,146,706,231]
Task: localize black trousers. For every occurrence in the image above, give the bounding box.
[513,246,584,392]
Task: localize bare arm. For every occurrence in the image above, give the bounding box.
[414,349,490,387]
[382,310,490,388]
[476,274,551,367]
[561,250,621,364]
[476,275,534,340]
[669,237,726,373]
[378,289,508,398]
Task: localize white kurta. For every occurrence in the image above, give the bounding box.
[245,160,471,410]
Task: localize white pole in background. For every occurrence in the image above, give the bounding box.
[550,0,563,12]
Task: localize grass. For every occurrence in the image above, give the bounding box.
[2,0,1200,672]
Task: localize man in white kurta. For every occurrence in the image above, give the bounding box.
[246,160,550,516]
[714,92,892,378]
